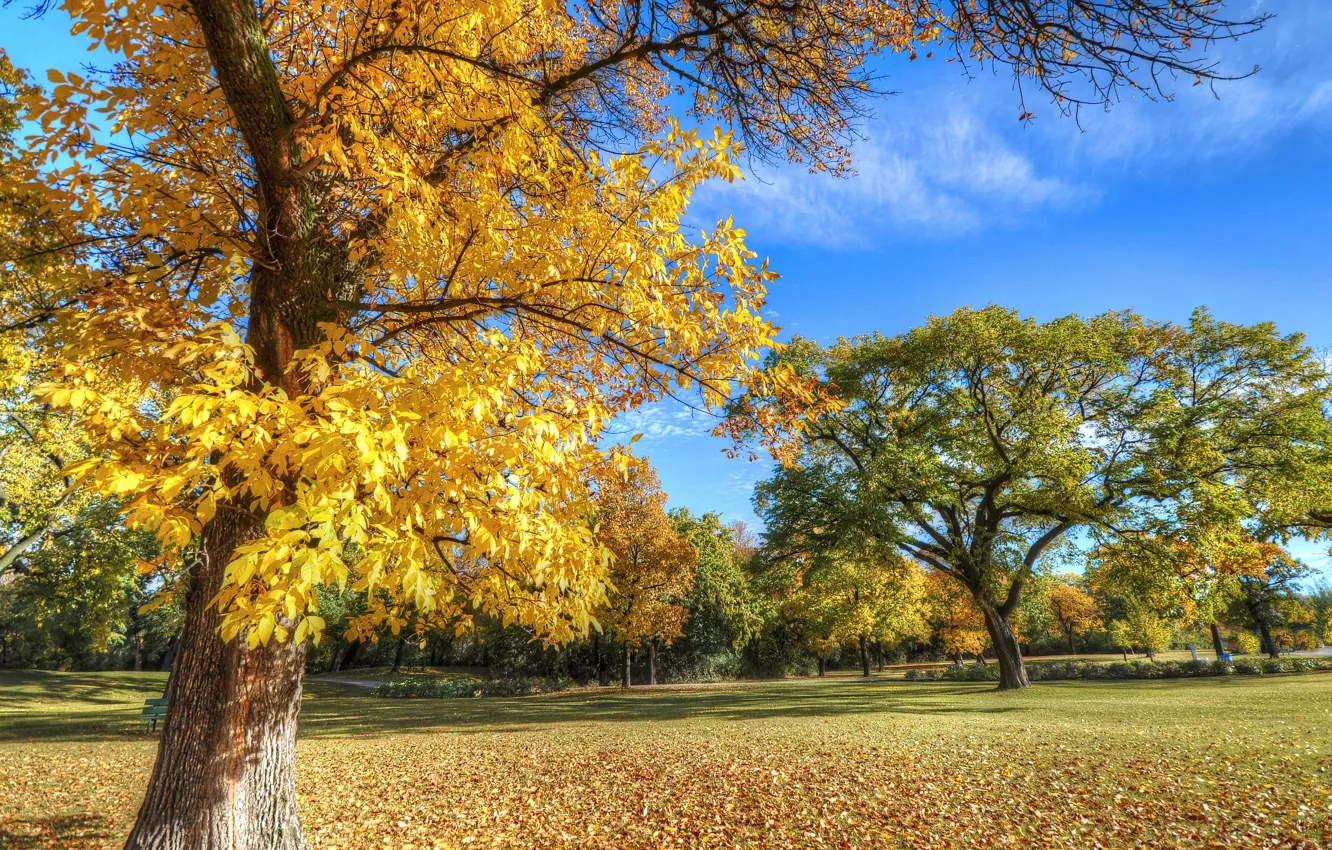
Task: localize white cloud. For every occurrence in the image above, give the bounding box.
[1035,1,1332,163]
[608,404,717,444]
[694,103,1088,248]
[689,1,1332,250]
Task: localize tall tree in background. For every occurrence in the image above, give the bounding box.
[669,509,765,675]
[1229,553,1311,659]
[781,550,927,676]
[595,459,697,686]
[735,308,1332,689]
[1,0,1272,845]
[1046,576,1099,654]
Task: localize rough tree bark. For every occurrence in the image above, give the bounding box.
[980,605,1029,690]
[121,0,348,841]
[1210,623,1226,658]
[647,638,658,686]
[817,655,826,677]
[858,635,871,678]
[123,509,309,850]
[622,643,632,688]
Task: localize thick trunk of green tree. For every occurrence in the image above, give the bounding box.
[981,605,1029,690]
[1210,623,1226,657]
[123,508,309,850]
[858,635,871,677]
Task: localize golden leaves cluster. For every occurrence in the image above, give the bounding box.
[8,0,784,647]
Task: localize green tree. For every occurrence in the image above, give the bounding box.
[738,308,1332,689]
[5,501,159,669]
[666,509,763,680]
[1309,581,1332,647]
[1229,555,1312,659]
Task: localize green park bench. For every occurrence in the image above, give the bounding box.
[140,697,169,732]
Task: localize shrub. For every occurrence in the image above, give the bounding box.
[374,675,572,699]
[1231,633,1261,655]
[906,657,1330,683]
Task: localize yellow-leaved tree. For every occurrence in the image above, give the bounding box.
[1,0,1267,845]
[1045,576,1099,654]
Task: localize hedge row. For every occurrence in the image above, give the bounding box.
[373,675,573,699]
[904,657,1332,682]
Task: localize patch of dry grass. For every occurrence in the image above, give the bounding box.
[1,671,1329,848]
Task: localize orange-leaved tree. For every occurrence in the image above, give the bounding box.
[924,569,989,664]
[1046,576,1099,654]
[594,457,697,686]
[1,0,1269,845]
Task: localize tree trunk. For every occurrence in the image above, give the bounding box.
[390,635,406,675]
[980,606,1029,690]
[1209,623,1225,658]
[858,635,871,677]
[123,509,309,850]
[135,632,144,672]
[874,640,885,672]
[1258,623,1279,658]
[337,639,361,671]
[1146,647,1156,661]
[647,639,657,686]
[592,631,603,685]
[622,642,632,688]
[159,633,180,673]
[817,655,826,677]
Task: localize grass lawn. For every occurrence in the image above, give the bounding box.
[1,670,1329,849]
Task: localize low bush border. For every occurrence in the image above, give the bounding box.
[904,657,1332,683]
[373,675,573,699]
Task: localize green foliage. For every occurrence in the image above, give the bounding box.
[740,307,1332,686]
[373,675,572,699]
[905,656,1331,682]
[0,502,164,669]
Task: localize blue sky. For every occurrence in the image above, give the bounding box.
[4,1,1332,571]
[618,1,1332,556]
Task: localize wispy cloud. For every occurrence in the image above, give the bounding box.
[694,104,1089,248]
[1054,3,1332,163]
[690,1,1332,250]
[607,404,718,445]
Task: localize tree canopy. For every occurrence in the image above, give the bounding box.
[734,306,1332,688]
[0,0,1281,845]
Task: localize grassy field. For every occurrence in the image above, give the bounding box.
[1,670,1329,849]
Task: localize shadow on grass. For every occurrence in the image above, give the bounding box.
[297,677,1019,739]
[0,670,167,708]
[0,813,114,849]
[0,670,169,743]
